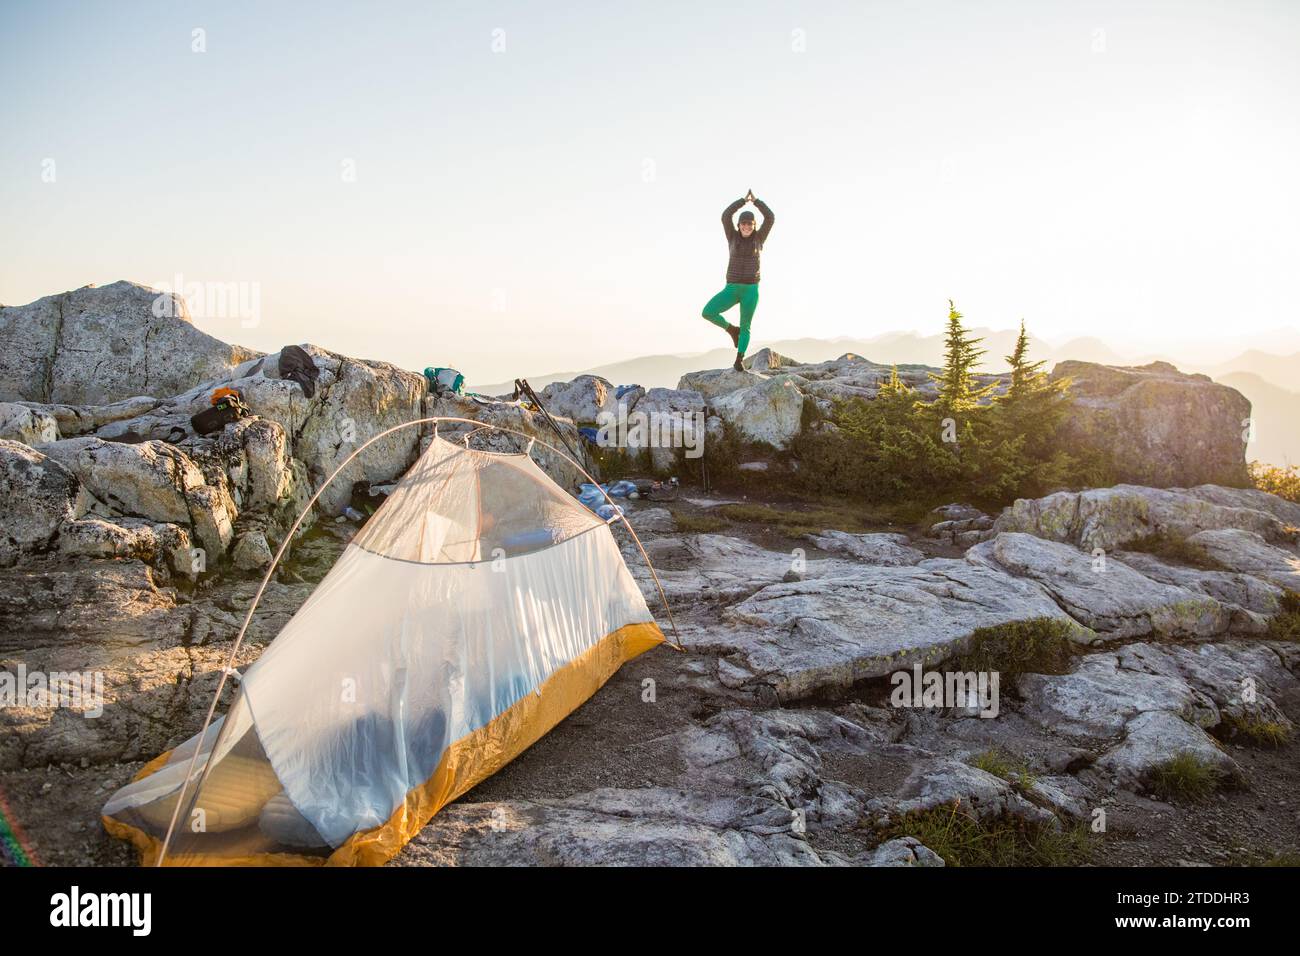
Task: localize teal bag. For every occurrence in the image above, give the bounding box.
[424,367,465,396]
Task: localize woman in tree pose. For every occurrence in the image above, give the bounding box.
[700,189,775,371]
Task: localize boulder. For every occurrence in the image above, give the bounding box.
[1050,360,1250,488]
[624,387,705,472]
[1185,529,1300,592]
[967,533,1232,640]
[992,484,1292,552]
[12,396,163,439]
[0,402,59,444]
[706,557,1083,701]
[0,281,259,405]
[539,374,623,423]
[710,375,805,450]
[0,441,81,565]
[744,348,800,371]
[677,367,757,402]
[36,437,235,556]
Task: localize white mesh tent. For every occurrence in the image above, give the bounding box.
[102,424,666,865]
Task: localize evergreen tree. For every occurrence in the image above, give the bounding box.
[929,299,996,415]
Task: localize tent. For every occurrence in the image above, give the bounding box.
[102,427,666,865]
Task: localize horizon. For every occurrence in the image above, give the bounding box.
[3,1,1299,385]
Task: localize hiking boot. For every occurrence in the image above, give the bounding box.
[726,324,740,347]
[733,354,746,372]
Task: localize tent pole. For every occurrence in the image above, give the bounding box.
[156,414,681,865]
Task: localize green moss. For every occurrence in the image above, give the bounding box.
[1148,752,1223,802]
[947,617,1082,682]
[880,802,1094,867]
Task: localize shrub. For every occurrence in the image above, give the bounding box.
[1249,461,1300,503]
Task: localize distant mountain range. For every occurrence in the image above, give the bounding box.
[472,331,1297,468]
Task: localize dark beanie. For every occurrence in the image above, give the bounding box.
[738,210,756,224]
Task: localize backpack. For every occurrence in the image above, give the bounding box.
[424,367,465,397]
[279,345,320,398]
[191,393,250,435]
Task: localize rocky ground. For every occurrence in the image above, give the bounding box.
[2,281,1297,867]
[6,483,1299,867]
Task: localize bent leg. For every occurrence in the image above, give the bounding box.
[736,283,759,356]
[701,284,742,330]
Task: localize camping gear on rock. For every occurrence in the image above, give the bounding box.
[648,479,679,502]
[190,392,249,435]
[210,386,245,405]
[278,345,320,398]
[424,367,465,397]
[102,428,666,866]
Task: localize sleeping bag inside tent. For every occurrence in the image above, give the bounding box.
[102,434,665,865]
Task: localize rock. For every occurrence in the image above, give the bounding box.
[967,533,1232,640]
[706,557,1081,700]
[0,281,259,405]
[744,348,800,372]
[0,558,189,654]
[232,531,273,570]
[1180,484,1300,529]
[859,837,945,867]
[0,403,59,444]
[710,375,805,450]
[1095,710,1240,789]
[806,531,924,566]
[880,754,1057,826]
[395,789,826,866]
[1185,529,1300,592]
[539,374,624,423]
[36,437,234,557]
[993,484,1292,552]
[1050,360,1250,487]
[676,367,758,402]
[1116,550,1284,627]
[1,441,83,566]
[12,396,163,439]
[624,387,705,472]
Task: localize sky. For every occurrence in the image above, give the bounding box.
[2,0,1298,384]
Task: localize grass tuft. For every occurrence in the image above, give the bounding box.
[1148,752,1222,802]
[1266,591,1300,642]
[970,749,1038,791]
[672,512,729,534]
[947,617,1080,682]
[1219,712,1293,748]
[881,801,1094,867]
[1123,531,1228,572]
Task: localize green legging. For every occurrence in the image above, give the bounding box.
[701,282,759,355]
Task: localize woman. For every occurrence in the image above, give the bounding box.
[700,189,775,371]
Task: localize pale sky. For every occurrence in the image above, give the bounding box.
[2,0,1297,383]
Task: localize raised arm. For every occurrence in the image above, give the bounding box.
[721,197,745,239]
[753,197,775,240]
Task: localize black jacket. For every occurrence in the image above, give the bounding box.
[721,197,775,284]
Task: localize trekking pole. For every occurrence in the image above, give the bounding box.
[515,378,583,465]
